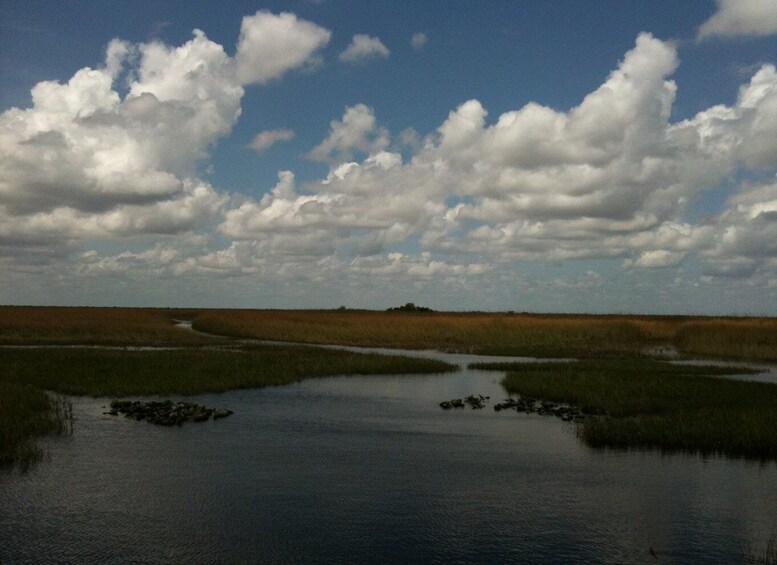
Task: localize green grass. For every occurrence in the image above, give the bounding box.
[0,382,72,469]
[0,344,456,397]
[471,359,777,459]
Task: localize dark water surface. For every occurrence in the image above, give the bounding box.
[2,350,776,564]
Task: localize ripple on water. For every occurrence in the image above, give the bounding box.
[1,352,776,563]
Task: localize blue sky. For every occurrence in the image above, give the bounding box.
[1,1,776,313]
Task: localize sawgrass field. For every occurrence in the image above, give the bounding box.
[1,306,775,466]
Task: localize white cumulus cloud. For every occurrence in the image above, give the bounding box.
[235,11,331,84]
[698,0,777,39]
[248,128,295,153]
[0,12,331,254]
[209,33,777,284]
[3,23,777,308]
[339,34,390,63]
[0,29,239,238]
[307,104,390,162]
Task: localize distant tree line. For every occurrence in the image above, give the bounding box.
[386,303,434,313]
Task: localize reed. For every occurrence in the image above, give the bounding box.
[0,345,455,397]
[0,381,72,469]
[745,529,777,564]
[190,309,777,360]
[674,318,777,361]
[0,306,214,346]
[471,359,777,459]
[2,307,775,360]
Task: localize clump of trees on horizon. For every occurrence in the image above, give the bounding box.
[386,303,434,313]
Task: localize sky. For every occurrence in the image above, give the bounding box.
[1,0,777,314]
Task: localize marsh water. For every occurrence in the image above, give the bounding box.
[1,344,777,564]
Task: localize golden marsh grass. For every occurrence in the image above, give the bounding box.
[192,309,777,360]
[0,306,213,345]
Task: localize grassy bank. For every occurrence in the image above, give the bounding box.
[0,382,72,469]
[472,359,777,459]
[0,345,455,397]
[191,309,777,361]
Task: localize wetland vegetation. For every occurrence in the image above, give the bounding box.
[0,344,453,466]
[0,381,72,469]
[0,306,215,346]
[0,306,457,467]
[0,345,455,398]
[472,359,777,459]
[2,306,775,361]
[1,305,776,466]
[190,308,777,361]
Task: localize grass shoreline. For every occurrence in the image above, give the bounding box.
[0,342,455,467]
[0,382,72,469]
[472,359,777,460]
[0,345,456,398]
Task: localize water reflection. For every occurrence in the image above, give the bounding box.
[1,354,776,563]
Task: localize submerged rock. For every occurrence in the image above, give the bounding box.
[105,399,233,426]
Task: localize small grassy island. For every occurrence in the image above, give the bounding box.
[1,306,776,466]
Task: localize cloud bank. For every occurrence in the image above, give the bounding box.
[214,33,777,298]
[0,11,327,257]
[1,15,776,312]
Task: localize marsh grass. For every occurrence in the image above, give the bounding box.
[0,382,72,469]
[192,310,650,356]
[0,345,456,397]
[744,529,777,564]
[0,343,453,466]
[675,319,777,361]
[472,359,777,459]
[2,307,775,360]
[2,306,774,466]
[0,306,215,346]
[190,310,777,360]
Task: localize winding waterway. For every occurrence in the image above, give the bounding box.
[1,334,776,563]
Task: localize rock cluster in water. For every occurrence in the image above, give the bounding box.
[439,395,489,409]
[493,397,591,422]
[104,399,233,426]
[440,394,593,422]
